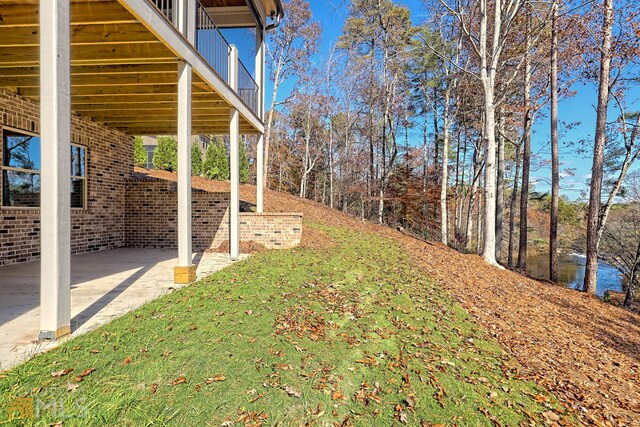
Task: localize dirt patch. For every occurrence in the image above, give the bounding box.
[209,240,266,254]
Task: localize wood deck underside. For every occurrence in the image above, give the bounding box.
[0,0,259,135]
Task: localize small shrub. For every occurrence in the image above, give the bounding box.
[203,136,229,180]
[152,136,178,172]
[133,136,148,168]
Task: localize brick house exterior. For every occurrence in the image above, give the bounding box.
[1,89,301,267]
[1,89,132,266]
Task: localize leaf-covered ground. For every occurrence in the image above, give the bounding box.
[124,169,640,426]
[0,224,573,426]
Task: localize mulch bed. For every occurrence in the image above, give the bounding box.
[136,169,640,426]
[209,240,266,254]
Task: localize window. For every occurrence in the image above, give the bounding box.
[144,144,155,169]
[1,129,87,208]
[70,144,87,209]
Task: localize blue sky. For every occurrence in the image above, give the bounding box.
[256,0,638,201]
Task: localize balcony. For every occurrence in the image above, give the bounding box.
[149,0,259,115]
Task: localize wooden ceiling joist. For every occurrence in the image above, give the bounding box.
[0,42,175,68]
[0,23,159,48]
[72,101,228,112]
[0,2,138,28]
[0,63,179,78]
[0,0,262,136]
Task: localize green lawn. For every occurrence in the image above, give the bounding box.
[0,224,572,426]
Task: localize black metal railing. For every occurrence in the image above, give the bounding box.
[237,60,258,114]
[149,0,176,26]
[195,0,231,84]
[147,0,260,115]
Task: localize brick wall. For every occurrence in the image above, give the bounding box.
[0,89,301,265]
[125,179,229,250]
[125,179,302,251]
[239,213,302,249]
[0,89,132,266]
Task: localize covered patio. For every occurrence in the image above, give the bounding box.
[0,0,276,343]
[0,248,247,370]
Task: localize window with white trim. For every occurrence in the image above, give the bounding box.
[1,129,87,208]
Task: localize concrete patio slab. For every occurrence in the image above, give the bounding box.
[0,248,247,371]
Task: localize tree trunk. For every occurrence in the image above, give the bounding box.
[479,0,498,266]
[466,148,482,251]
[454,128,462,243]
[549,1,560,282]
[517,12,533,271]
[585,0,614,295]
[477,185,483,255]
[623,244,639,308]
[329,120,334,209]
[263,62,282,190]
[508,144,521,268]
[481,89,498,265]
[440,89,451,245]
[495,110,505,262]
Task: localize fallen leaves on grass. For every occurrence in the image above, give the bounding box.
[120,356,132,366]
[51,368,73,378]
[235,410,268,427]
[74,368,95,382]
[355,355,379,367]
[170,376,187,386]
[66,382,80,392]
[479,407,502,427]
[213,169,640,425]
[332,390,345,401]
[283,385,301,398]
[205,375,226,383]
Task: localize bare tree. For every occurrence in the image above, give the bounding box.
[549,0,560,282]
[584,0,614,294]
[264,0,320,188]
[435,0,532,266]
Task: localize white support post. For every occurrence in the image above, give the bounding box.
[175,60,195,283]
[177,0,196,43]
[229,45,240,261]
[39,0,71,340]
[256,134,264,213]
[255,26,265,120]
[255,26,265,213]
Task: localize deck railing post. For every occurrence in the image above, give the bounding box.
[229,45,240,261]
[39,0,71,340]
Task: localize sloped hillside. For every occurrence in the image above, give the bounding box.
[136,169,640,426]
[254,188,640,427]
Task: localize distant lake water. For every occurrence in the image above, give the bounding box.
[526,252,623,297]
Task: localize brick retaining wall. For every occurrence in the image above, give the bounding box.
[239,212,302,249]
[125,179,229,250]
[125,179,302,251]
